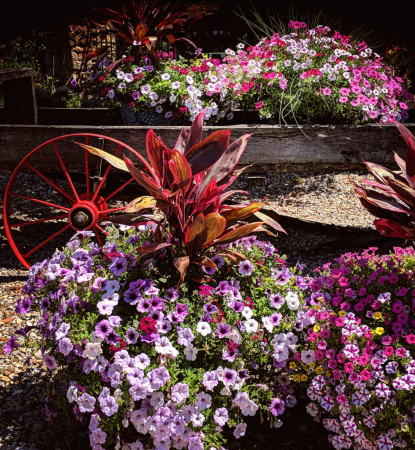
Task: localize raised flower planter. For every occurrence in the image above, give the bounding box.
[1,123,414,173]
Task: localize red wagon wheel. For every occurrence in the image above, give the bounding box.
[3,133,140,269]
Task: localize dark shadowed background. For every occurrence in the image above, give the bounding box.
[1,0,414,44]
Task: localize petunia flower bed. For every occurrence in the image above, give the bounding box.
[305,247,415,450]
[9,226,313,450]
[4,116,415,450]
[82,21,412,125]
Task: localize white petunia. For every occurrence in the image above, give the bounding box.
[242,306,253,319]
[83,342,102,360]
[285,292,300,310]
[244,319,258,333]
[196,321,211,336]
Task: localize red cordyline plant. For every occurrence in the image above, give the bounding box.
[76,111,285,284]
[351,122,415,240]
[91,0,200,66]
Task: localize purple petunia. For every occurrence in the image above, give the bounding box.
[77,392,96,413]
[203,371,218,391]
[125,327,139,344]
[222,368,237,386]
[214,407,229,426]
[15,297,32,314]
[269,398,285,416]
[109,257,127,276]
[100,395,118,416]
[238,260,254,276]
[270,293,285,309]
[57,338,73,355]
[43,354,57,370]
[4,336,21,354]
[216,323,231,338]
[95,320,113,339]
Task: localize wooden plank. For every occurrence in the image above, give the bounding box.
[0,123,414,172]
[37,107,111,126]
[1,70,37,125]
[0,68,34,82]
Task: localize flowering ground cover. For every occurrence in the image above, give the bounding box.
[82,22,412,125]
[306,247,415,450]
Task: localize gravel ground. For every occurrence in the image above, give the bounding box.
[232,170,375,230]
[0,168,394,450]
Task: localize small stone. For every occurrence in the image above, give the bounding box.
[2,317,12,324]
[32,422,43,432]
[15,406,25,413]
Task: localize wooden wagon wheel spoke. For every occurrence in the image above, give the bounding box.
[10,214,69,228]
[91,144,122,202]
[104,177,135,202]
[10,193,70,212]
[94,224,108,235]
[85,135,91,196]
[99,206,126,215]
[4,133,140,269]
[52,142,80,201]
[24,162,75,204]
[93,226,104,247]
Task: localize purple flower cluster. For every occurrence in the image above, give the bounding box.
[5,227,310,450]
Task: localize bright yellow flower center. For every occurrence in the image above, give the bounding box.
[375,327,384,335]
[313,325,321,332]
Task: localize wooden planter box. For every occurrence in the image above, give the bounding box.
[1,123,414,173]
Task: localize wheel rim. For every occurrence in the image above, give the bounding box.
[3,133,139,269]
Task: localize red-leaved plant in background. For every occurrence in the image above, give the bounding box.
[351,122,415,240]
[91,0,201,67]
[76,110,285,285]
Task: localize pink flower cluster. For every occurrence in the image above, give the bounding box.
[212,23,411,124]
[305,246,415,450]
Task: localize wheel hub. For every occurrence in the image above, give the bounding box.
[68,194,107,231]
